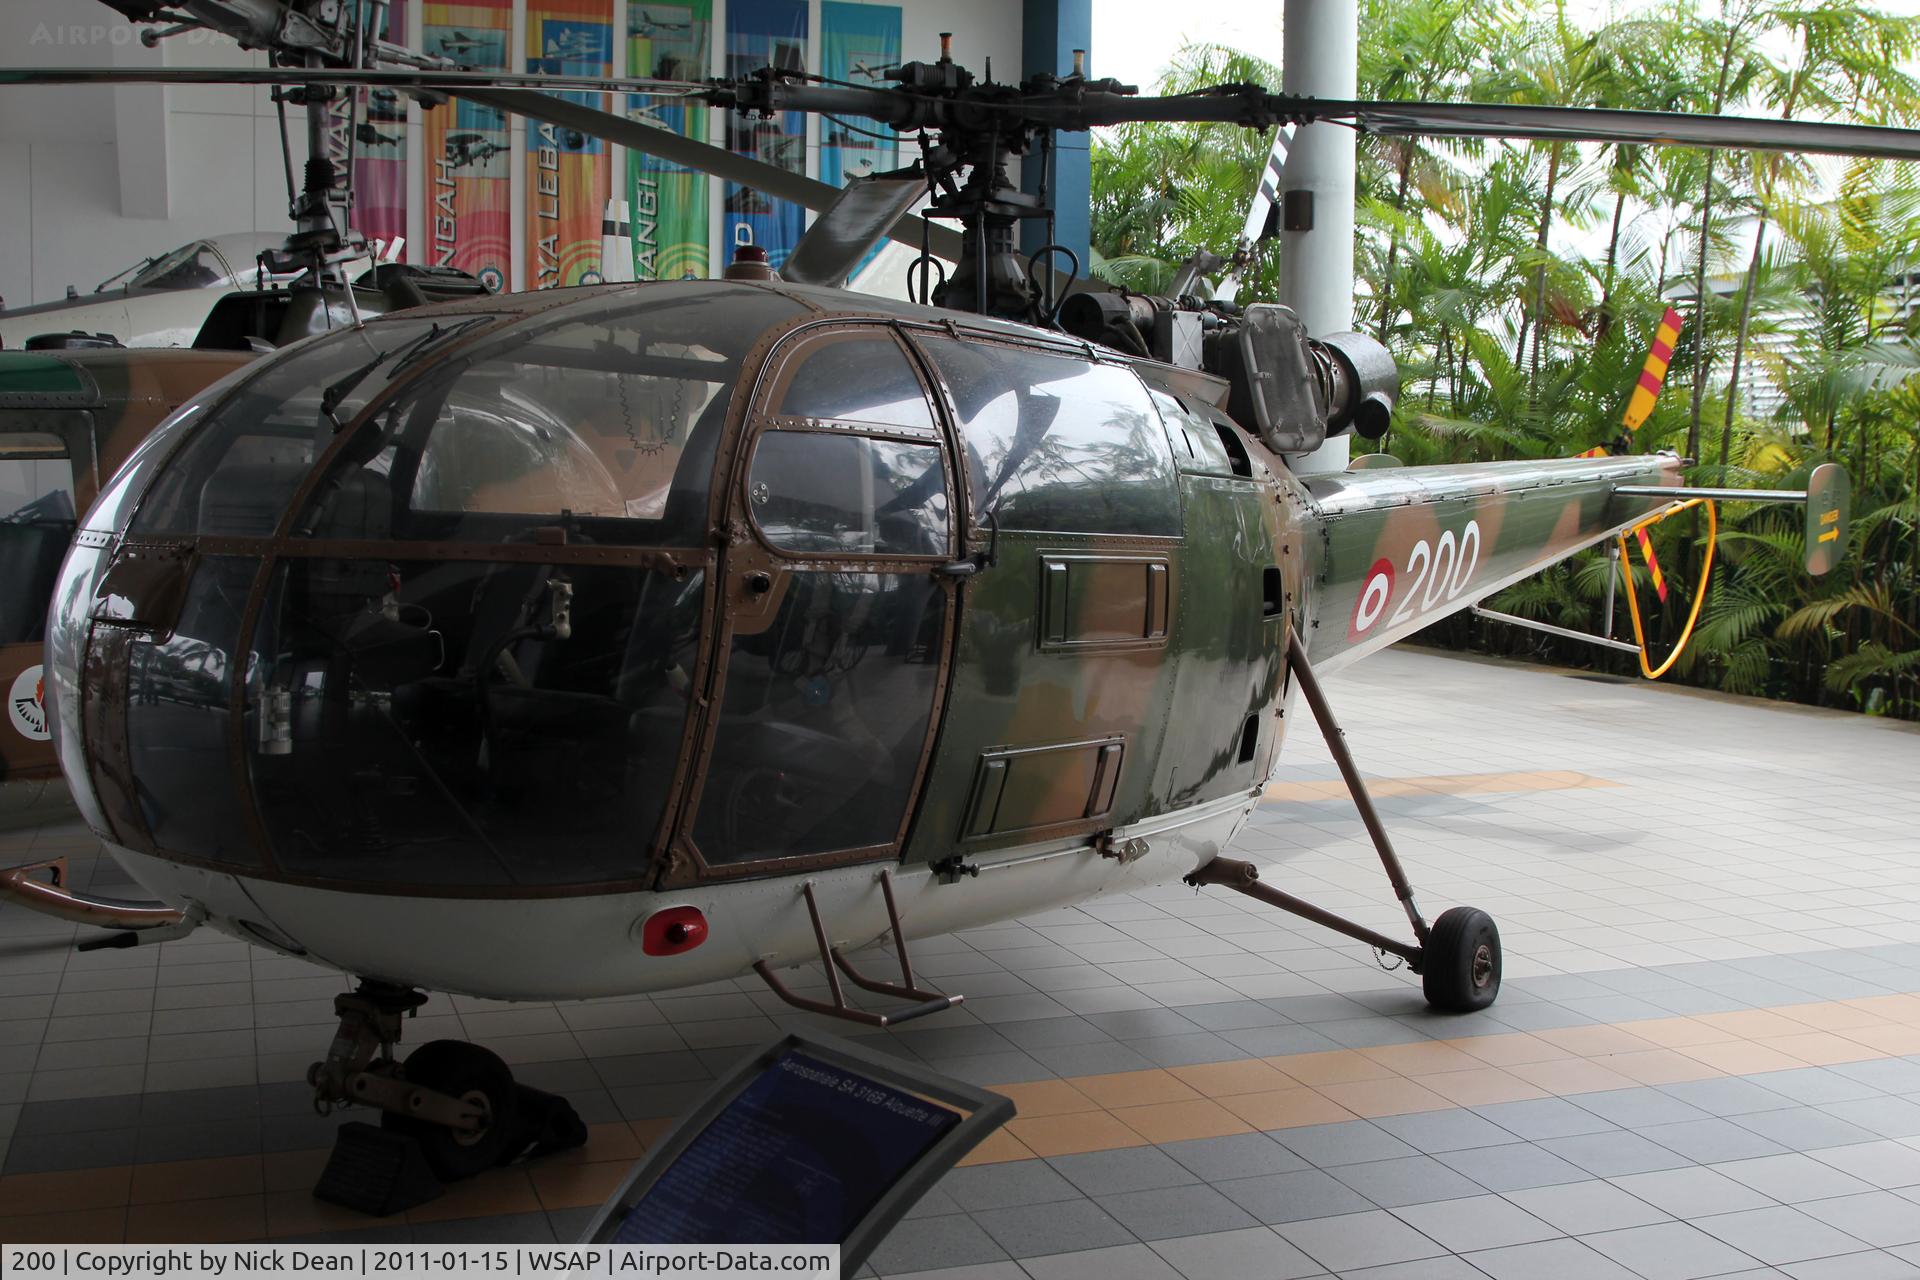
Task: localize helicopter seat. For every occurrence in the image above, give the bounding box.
[197,458,311,537]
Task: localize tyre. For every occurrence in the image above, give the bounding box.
[381,1040,520,1181]
[1421,907,1502,1012]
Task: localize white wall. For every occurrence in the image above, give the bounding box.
[0,0,1020,306]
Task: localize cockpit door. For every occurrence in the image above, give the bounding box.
[664,324,959,883]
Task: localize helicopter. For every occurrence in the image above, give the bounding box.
[0,6,1894,1188]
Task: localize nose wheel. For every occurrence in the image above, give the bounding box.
[1422,907,1502,1012]
[379,1040,521,1181]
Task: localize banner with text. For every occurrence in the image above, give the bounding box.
[353,0,409,253]
[527,0,615,288]
[723,0,808,270]
[819,2,900,189]
[421,0,512,291]
[625,0,713,280]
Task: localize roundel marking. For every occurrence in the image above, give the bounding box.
[9,665,49,741]
[1350,558,1395,637]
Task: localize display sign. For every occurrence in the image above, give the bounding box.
[527,0,616,288]
[626,1,713,281]
[819,3,901,190]
[353,0,410,252]
[723,0,808,270]
[583,1034,1014,1275]
[422,0,514,292]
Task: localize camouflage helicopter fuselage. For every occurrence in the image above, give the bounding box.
[0,347,255,827]
[37,281,1678,1000]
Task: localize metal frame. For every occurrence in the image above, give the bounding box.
[752,870,963,1028]
[1187,629,1431,969]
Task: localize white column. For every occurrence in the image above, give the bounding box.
[1278,0,1355,472]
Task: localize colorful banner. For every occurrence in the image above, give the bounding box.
[819,3,900,189]
[353,0,410,252]
[626,0,712,280]
[724,0,808,270]
[528,0,615,288]
[422,0,513,291]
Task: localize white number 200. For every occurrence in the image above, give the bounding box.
[1374,519,1481,632]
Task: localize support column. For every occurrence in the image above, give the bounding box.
[1019,0,1091,266]
[1278,0,1356,472]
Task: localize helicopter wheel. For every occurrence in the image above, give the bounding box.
[381,1040,520,1181]
[1421,907,1502,1013]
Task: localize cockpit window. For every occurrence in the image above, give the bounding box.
[772,332,936,430]
[298,289,801,545]
[128,317,464,538]
[916,337,1182,536]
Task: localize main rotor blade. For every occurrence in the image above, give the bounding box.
[782,176,927,287]
[457,88,967,264]
[1333,99,1920,162]
[0,66,709,95]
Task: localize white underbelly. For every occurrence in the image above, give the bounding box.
[105,790,1266,1001]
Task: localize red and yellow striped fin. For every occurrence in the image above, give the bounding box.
[1635,525,1668,603]
[1622,306,1685,432]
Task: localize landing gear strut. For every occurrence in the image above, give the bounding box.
[1186,632,1503,1013]
[307,980,586,1204]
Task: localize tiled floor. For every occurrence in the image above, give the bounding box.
[5,646,1920,1278]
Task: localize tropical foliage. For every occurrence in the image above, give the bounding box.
[1091,0,1920,717]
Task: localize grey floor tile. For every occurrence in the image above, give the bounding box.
[1746,1068,1885,1106]
[1019,1244,1183,1280]
[1220,1026,1344,1058]
[1606,1166,1776,1218]
[1571,1087,1711,1130]
[1148,1227,1325,1280]
[1810,1140,1920,1189]
[1027,1042,1159,1077]
[1216,1169,1375,1225]
[1779,1251,1920,1280]
[1713,1152,1879,1203]
[1834,1061,1920,1094]
[1692,1205,1871,1266]
[1337,1258,1493,1280]
[1475,1097,1621,1141]
[1372,1108,1516,1153]
[1436,1141,1591,1192]
[13,1091,142,1135]
[2,1125,137,1172]
[1821,1096,1920,1140]
[1794,1191,1920,1248]
[426,1213,557,1244]
[1327,1154,1487,1208]
[1275,1209,1448,1273]
[1639,1117,1791,1164]
[1657,1078,1800,1118]
[1463,1237,1640,1280]
[972,1200,1133,1258]
[1539,1129,1697,1178]
[998,1018,1112,1050]
[1580,1221,1762,1280]
[1048,1146,1198,1196]
[1504,1179,1673,1235]
[1272,1121,1419,1168]
[1387,1193,1560,1252]
[1160,1133,1307,1182]
[1174,1002,1291,1033]
[939,1161,1084,1212]
[865,1214,1010,1276]
[1733,1106,1882,1152]
[1099,1183,1260,1241]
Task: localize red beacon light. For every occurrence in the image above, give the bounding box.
[641,905,709,956]
[723,244,779,282]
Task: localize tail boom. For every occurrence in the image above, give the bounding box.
[1298,453,1685,673]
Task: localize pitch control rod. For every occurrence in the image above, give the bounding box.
[1187,630,1430,968]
